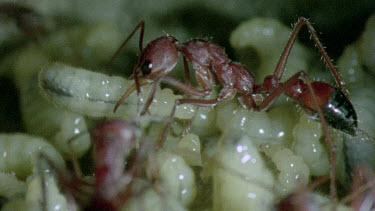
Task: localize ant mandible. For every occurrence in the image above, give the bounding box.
[111,17,362,201]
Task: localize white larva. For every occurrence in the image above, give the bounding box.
[0,133,65,180]
[39,63,196,120]
[212,128,275,210]
[122,179,187,211]
[20,72,91,160]
[2,175,70,211]
[230,17,310,84]
[156,151,197,206]
[0,172,26,199]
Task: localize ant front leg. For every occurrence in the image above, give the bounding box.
[138,75,210,116]
[156,86,237,148]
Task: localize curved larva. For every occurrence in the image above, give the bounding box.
[0,133,65,180]
[20,73,91,159]
[230,17,310,83]
[25,175,70,211]
[2,175,70,211]
[262,145,310,196]
[39,63,196,119]
[212,129,275,210]
[0,172,26,199]
[122,179,187,211]
[292,115,331,177]
[157,151,197,206]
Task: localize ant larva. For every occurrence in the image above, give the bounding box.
[211,135,375,211]
[110,17,374,202]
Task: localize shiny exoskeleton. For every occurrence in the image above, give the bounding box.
[111,18,360,201]
[113,19,357,138]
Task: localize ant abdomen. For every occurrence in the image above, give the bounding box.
[294,82,357,135]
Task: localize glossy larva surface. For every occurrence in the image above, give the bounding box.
[20,73,91,160]
[39,63,196,120]
[0,3,374,209]
[157,151,197,206]
[0,134,65,180]
[212,130,275,210]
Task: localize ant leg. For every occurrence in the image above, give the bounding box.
[113,76,149,112]
[340,165,375,208]
[140,78,161,116]
[67,132,89,178]
[137,74,209,115]
[253,71,337,201]
[114,70,209,114]
[156,97,220,149]
[105,21,145,70]
[138,74,211,115]
[161,75,211,96]
[37,153,48,211]
[183,57,191,86]
[37,153,93,200]
[156,84,237,148]
[303,73,337,203]
[273,17,347,95]
[252,71,305,111]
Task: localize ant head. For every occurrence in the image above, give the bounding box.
[138,36,178,79]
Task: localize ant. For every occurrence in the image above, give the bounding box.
[0,2,45,43]
[110,17,372,202]
[276,170,375,211]
[39,119,152,211]
[343,165,375,210]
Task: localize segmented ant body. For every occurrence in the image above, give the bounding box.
[113,18,356,137]
[111,18,367,201]
[40,120,141,211]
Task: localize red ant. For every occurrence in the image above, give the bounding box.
[0,2,45,43]
[112,18,356,138]
[39,120,150,211]
[110,17,370,201]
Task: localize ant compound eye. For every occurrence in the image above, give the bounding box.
[141,60,152,75]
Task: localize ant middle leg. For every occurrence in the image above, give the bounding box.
[156,85,237,148]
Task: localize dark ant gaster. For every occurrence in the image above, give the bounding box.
[110,18,373,202]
